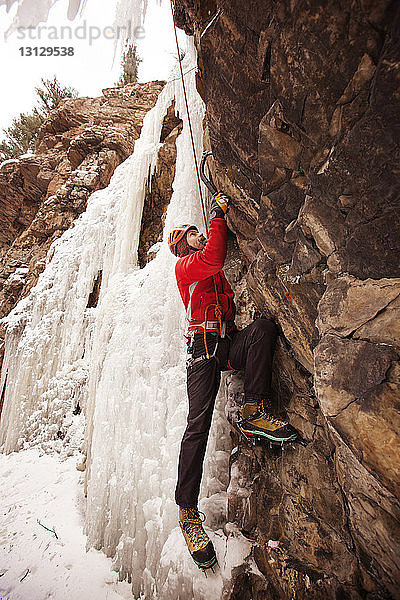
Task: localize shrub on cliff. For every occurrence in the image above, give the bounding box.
[116,42,142,86]
[0,76,78,162]
[0,110,45,161]
[35,75,78,114]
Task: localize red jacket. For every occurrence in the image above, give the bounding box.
[175,218,236,331]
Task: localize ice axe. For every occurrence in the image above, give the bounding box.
[200,151,218,195]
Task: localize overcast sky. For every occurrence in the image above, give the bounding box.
[0,0,186,135]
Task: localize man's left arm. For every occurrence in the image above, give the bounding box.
[176,192,230,284]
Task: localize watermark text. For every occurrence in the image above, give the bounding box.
[16,20,145,46]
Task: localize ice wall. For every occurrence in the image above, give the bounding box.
[0,71,177,453]
[0,42,236,598]
[83,43,231,597]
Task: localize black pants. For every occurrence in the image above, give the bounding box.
[175,318,278,509]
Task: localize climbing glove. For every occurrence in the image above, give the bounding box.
[209,191,230,220]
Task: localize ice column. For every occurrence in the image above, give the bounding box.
[84,43,230,597]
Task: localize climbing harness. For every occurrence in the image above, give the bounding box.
[188,320,228,337]
[186,319,229,369]
[170,0,225,357]
[186,333,220,369]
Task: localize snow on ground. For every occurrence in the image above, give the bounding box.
[0,448,133,600]
[0,447,254,600]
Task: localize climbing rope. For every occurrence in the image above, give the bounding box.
[170,0,223,357]
[169,0,208,232]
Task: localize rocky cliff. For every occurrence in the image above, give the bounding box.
[173,1,400,598]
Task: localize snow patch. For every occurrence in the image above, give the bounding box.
[0,448,132,600]
[146,241,162,255]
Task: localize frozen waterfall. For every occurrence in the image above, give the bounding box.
[0,43,252,598]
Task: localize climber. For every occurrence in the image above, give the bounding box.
[168,192,298,570]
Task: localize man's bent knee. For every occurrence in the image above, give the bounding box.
[251,318,278,340]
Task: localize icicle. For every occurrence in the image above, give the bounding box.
[4,0,61,38]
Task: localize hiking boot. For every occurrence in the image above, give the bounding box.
[178,507,217,570]
[241,398,259,420]
[239,398,298,443]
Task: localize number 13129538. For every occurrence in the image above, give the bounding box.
[19,47,74,56]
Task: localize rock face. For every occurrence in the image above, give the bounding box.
[138,105,182,268]
[0,81,166,371]
[175,1,400,598]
